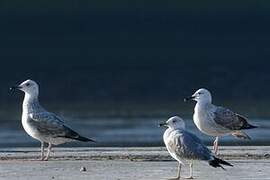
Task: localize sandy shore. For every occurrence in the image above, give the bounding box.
[0,146,269,180]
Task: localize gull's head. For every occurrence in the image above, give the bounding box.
[10,79,39,96]
[184,88,212,103]
[159,116,185,130]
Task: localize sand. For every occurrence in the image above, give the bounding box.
[0,146,269,180]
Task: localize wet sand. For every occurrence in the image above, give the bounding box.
[0,146,269,180]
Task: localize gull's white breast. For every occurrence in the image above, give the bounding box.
[193,104,230,136]
[163,129,184,164]
[22,111,41,141]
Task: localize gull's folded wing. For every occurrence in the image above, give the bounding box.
[29,112,81,139]
[169,130,212,161]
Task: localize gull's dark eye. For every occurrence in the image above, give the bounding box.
[198,92,202,95]
[26,83,30,86]
[172,120,176,123]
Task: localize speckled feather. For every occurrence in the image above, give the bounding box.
[29,112,80,139]
[166,129,212,161]
[213,106,254,130]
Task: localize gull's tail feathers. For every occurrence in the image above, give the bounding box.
[232,131,251,140]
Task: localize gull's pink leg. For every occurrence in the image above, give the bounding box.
[213,137,219,155]
[40,142,45,161]
[44,143,52,161]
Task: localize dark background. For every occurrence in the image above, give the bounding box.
[0,1,270,118]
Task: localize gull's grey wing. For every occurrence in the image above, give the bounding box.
[29,112,80,139]
[170,130,212,160]
[213,106,252,130]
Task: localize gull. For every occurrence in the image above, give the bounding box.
[159,116,233,180]
[184,88,257,155]
[10,79,95,161]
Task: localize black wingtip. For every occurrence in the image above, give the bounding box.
[62,135,97,143]
[241,123,258,130]
[209,157,233,170]
[246,124,258,129]
[77,136,97,143]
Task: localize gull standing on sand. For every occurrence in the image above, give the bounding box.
[11,79,95,160]
[159,116,233,180]
[184,88,257,154]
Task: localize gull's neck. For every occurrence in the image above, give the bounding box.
[195,99,212,111]
[168,126,183,131]
[164,127,174,137]
[23,92,42,113]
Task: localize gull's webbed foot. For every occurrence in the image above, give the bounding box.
[182,176,194,179]
[167,177,180,180]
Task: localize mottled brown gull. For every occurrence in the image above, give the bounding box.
[184,88,257,155]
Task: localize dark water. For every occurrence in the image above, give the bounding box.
[0,118,268,148]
